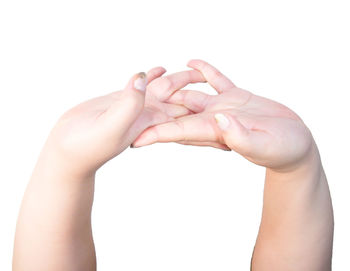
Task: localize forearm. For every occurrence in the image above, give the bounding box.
[252,142,334,270]
[13,148,96,271]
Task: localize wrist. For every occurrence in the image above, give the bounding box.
[266,140,324,182]
[32,143,96,184]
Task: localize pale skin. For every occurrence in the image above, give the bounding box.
[13,60,333,271]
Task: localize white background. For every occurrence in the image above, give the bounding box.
[0,0,349,270]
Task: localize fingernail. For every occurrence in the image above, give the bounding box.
[214,113,230,130]
[134,72,147,91]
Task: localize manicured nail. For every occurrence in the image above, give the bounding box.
[134,72,147,91]
[214,113,230,130]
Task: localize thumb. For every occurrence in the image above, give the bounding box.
[107,72,148,130]
[122,71,148,116]
[126,71,148,92]
[214,113,270,158]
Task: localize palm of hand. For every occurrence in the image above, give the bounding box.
[207,90,312,170]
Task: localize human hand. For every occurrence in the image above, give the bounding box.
[42,67,205,178]
[133,60,316,173]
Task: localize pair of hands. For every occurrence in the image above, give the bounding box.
[47,59,314,179]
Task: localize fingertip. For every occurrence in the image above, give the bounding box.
[157,66,167,74]
[147,66,167,83]
[187,59,197,68]
[214,113,249,137]
[214,113,230,131]
[132,129,158,148]
[187,59,205,69]
[133,72,148,92]
[150,66,167,75]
